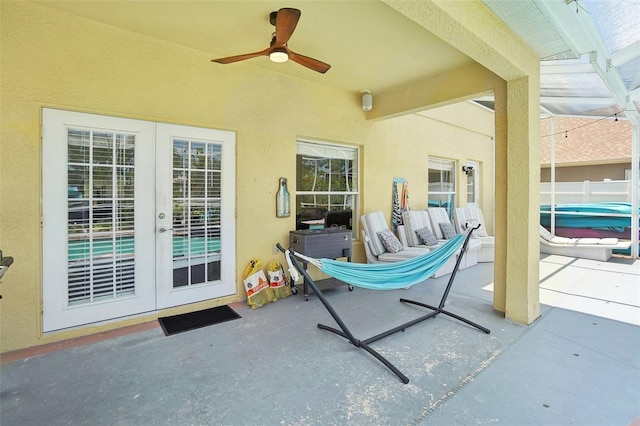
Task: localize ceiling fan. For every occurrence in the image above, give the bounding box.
[211,7,331,74]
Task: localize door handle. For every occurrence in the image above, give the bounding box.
[159,227,173,233]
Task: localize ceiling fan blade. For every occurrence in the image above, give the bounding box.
[288,49,331,74]
[274,8,301,46]
[212,48,270,64]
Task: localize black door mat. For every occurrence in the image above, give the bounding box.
[158,305,241,336]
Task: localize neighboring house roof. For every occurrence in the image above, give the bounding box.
[540,116,632,167]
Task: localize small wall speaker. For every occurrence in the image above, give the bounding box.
[361,90,372,111]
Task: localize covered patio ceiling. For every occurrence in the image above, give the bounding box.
[35,0,638,123]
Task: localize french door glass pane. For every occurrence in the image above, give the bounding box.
[92,132,113,165]
[172,139,222,288]
[67,129,135,305]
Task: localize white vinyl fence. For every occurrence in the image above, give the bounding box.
[540,180,637,205]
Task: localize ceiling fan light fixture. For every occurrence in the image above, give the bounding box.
[269,49,289,63]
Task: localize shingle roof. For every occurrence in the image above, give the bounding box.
[540,116,632,166]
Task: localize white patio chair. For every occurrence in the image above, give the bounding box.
[400,210,457,277]
[453,205,495,262]
[360,211,430,263]
[427,207,480,269]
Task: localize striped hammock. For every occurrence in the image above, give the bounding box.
[286,232,466,290]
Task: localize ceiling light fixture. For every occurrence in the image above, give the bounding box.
[361,90,372,111]
[269,48,289,63]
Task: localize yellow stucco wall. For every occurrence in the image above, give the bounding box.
[416,102,496,229]
[1,0,539,353]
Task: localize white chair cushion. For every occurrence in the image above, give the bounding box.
[361,211,390,256]
[415,227,438,246]
[455,206,489,237]
[551,236,574,244]
[599,238,619,245]
[576,237,619,245]
[377,246,430,262]
[427,208,451,240]
[377,229,404,253]
[402,211,433,247]
[467,205,489,237]
[453,207,472,234]
[439,222,457,240]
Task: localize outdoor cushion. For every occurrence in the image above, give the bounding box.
[598,238,619,245]
[463,218,481,238]
[402,210,434,247]
[576,238,599,245]
[378,229,404,253]
[415,227,438,246]
[362,211,390,256]
[377,246,430,262]
[576,237,619,245]
[454,206,488,237]
[439,222,457,240]
[427,208,451,240]
[551,236,573,244]
[467,205,489,237]
[547,236,620,246]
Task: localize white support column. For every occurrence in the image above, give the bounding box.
[550,116,556,233]
[631,122,639,259]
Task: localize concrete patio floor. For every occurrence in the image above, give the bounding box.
[1,255,639,425]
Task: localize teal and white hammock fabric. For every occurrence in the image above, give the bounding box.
[285,232,466,290]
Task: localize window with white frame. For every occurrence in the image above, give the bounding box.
[428,157,456,216]
[295,140,359,236]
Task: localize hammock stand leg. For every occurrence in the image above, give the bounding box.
[394,229,490,337]
[278,244,410,384]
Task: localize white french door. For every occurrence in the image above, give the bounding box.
[42,109,235,332]
[155,123,235,309]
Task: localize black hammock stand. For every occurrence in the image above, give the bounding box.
[276,226,490,384]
